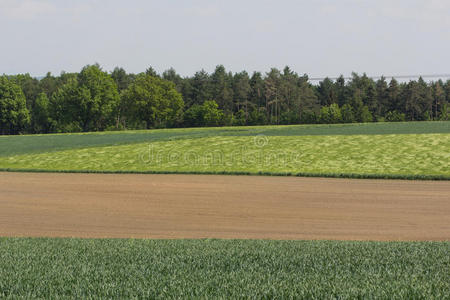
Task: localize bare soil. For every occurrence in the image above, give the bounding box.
[0,172,448,241]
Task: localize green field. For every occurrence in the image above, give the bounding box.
[1,124,449,298]
[1,122,449,179]
[0,238,448,299]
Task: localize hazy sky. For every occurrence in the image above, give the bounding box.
[1,0,449,78]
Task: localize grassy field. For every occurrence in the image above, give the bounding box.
[1,121,449,179]
[0,238,448,299]
[2,134,449,178]
[1,121,449,156]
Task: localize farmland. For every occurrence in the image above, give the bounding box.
[1,121,449,298]
[1,121,449,179]
[0,238,449,299]
[1,172,449,240]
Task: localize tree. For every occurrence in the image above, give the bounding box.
[445,80,450,102]
[365,81,378,116]
[145,66,159,77]
[385,110,406,122]
[280,66,306,120]
[50,79,89,132]
[3,65,449,133]
[318,104,342,124]
[9,73,41,110]
[247,108,268,125]
[341,104,355,123]
[183,104,203,127]
[432,81,445,120]
[350,89,372,122]
[335,75,348,107]
[403,81,423,121]
[439,102,449,120]
[317,77,337,106]
[347,73,377,113]
[51,65,120,132]
[387,78,401,112]
[417,77,433,120]
[183,100,223,127]
[350,89,364,121]
[31,92,51,133]
[39,72,60,98]
[162,68,183,93]
[360,106,373,122]
[298,77,319,116]
[211,65,233,111]
[121,73,184,129]
[375,77,389,117]
[111,67,135,92]
[189,70,212,106]
[249,72,265,109]
[203,100,224,126]
[0,76,30,134]
[233,71,252,121]
[265,68,281,124]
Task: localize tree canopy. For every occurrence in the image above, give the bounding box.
[50,65,120,132]
[120,73,184,129]
[1,64,449,135]
[0,76,30,134]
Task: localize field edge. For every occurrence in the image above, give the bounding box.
[1,168,449,181]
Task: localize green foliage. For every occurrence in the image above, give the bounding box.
[31,92,51,133]
[349,89,373,123]
[386,110,406,122]
[1,123,449,179]
[319,103,342,123]
[120,73,184,129]
[183,104,204,127]
[50,65,119,132]
[299,110,317,124]
[8,73,41,110]
[2,65,450,135]
[203,100,224,126]
[111,67,135,92]
[232,109,247,126]
[317,77,337,106]
[439,102,449,120]
[360,105,373,122]
[210,65,233,111]
[0,76,30,134]
[248,108,268,125]
[184,100,223,127]
[0,238,448,298]
[341,103,355,123]
[50,79,89,132]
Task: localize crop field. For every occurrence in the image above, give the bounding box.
[1,121,449,179]
[2,173,449,240]
[0,238,448,299]
[1,121,449,298]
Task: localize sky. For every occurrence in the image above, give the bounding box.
[1,0,449,79]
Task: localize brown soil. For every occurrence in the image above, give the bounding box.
[0,172,449,241]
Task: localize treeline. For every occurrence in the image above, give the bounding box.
[1,64,449,135]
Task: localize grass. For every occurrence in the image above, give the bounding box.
[0,238,448,299]
[1,121,449,179]
[1,121,448,157]
[1,134,449,179]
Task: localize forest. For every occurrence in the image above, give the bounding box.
[1,64,449,135]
